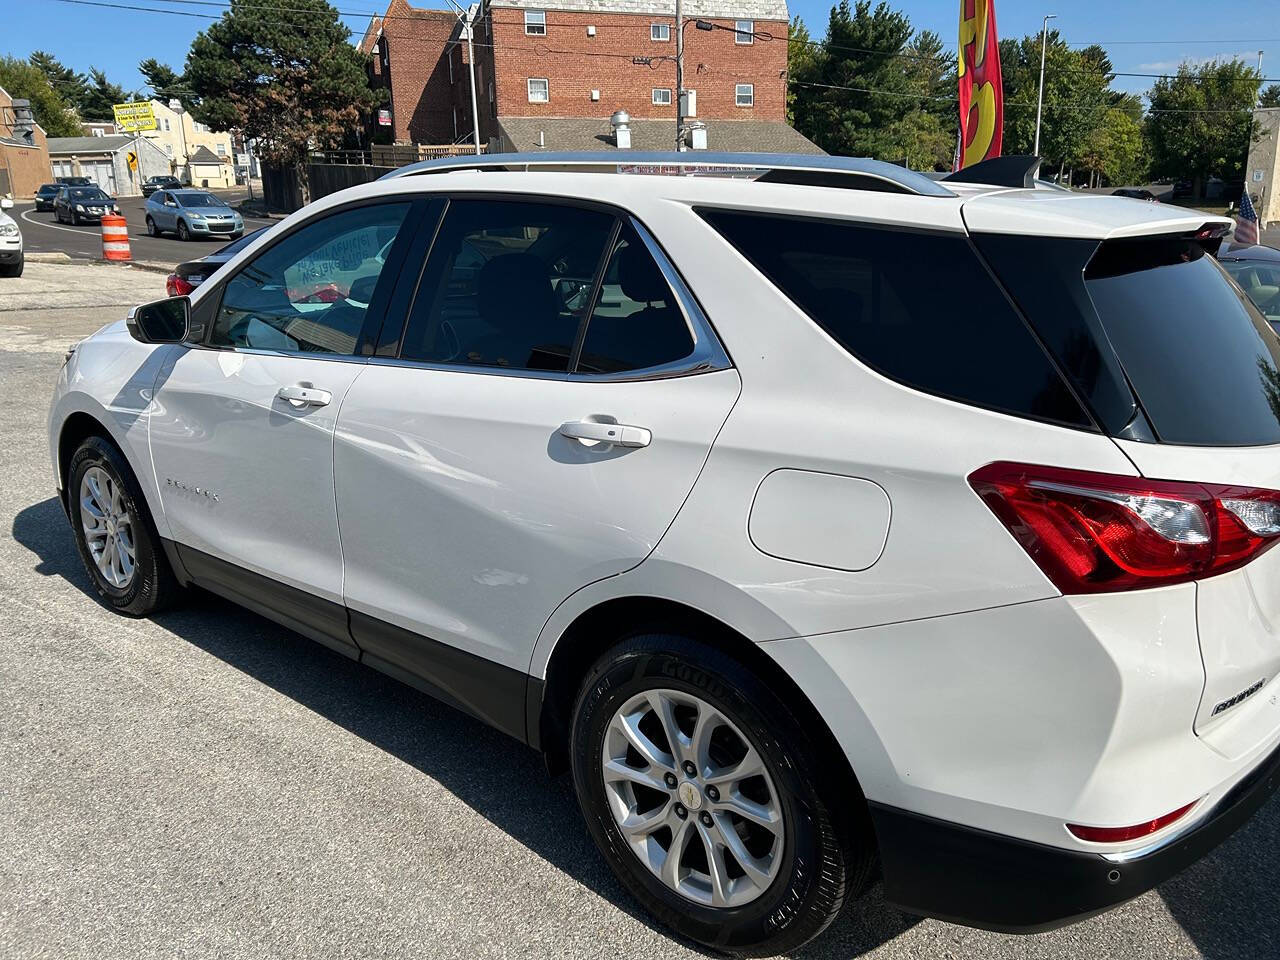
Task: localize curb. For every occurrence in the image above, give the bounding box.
[25,252,72,263]
[101,259,174,275]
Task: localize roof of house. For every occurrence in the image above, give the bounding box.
[188,145,226,164]
[497,116,823,155]
[486,0,788,18]
[47,135,138,154]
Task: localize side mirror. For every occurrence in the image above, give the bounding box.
[127,296,190,344]
[0,198,12,210]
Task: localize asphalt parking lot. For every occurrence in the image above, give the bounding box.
[2,260,1279,959]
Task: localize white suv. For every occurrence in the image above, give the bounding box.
[48,153,1280,956]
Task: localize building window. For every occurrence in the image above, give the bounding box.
[91,128,103,137]
[735,19,754,43]
[735,83,754,106]
[652,88,672,105]
[216,143,226,155]
[651,22,670,41]
[524,9,546,34]
[163,118,171,131]
[528,78,549,103]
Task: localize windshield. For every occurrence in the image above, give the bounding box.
[70,188,110,200]
[1084,238,1280,446]
[1221,259,1280,327]
[38,184,57,194]
[178,193,222,208]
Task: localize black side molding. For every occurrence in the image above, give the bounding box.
[870,738,1280,933]
[944,155,1042,189]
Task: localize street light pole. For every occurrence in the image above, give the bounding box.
[446,0,483,154]
[169,98,190,184]
[675,0,685,151]
[1033,14,1057,158]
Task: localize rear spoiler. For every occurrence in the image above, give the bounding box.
[944,156,1042,189]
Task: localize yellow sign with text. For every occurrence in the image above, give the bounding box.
[112,101,157,133]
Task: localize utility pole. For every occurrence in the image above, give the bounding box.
[446,0,483,154]
[675,0,685,151]
[169,98,190,184]
[1033,14,1057,158]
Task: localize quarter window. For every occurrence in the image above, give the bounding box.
[524,9,546,34]
[210,203,410,355]
[528,78,549,103]
[577,221,695,374]
[652,88,672,105]
[735,83,754,107]
[399,199,616,372]
[700,209,1091,427]
[651,22,670,41]
[735,19,754,43]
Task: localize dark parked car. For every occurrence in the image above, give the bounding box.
[166,227,267,296]
[141,175,182,197]
[55,176,92,186]
[1218,242,1280,332]
[34,183,60,212]
[1112,188,1158,202]
[52,185,118,225]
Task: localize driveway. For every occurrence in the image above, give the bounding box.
[2,261,1278,959]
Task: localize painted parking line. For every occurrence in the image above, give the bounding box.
[20,209,102,237]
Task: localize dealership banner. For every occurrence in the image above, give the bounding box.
[112,101,157,133]
[956,0,1003,169]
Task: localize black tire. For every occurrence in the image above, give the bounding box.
[71,211,80,225]
[176,220,190,242]
[570,633,873,957]
[146,215,159,237]
[67,436,183,617]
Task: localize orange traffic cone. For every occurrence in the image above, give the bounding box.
[100,214,131,262]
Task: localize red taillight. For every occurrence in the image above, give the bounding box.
[1067,800,1199,844]
[166,273,194,297]
[969,462,1280,594]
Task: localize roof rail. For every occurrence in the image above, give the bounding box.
[380,151,956,198]
[944,155,1042,189]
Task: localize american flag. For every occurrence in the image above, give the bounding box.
[1236,189,1261,246]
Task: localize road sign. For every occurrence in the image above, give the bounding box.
[126,151,138,172]
[113,101,157,133]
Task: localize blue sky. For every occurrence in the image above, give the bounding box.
[2,0,1278,99]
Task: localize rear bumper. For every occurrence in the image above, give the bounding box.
[871,738,1280,932]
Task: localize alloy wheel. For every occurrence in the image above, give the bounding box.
[601,688,785,909]
[79,465,136,590]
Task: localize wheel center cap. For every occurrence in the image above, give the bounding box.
[678,781,703,811]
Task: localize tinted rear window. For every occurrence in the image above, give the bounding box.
[1083,238,1280,446]
[699,209,1090,428]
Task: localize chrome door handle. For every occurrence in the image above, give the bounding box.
[559,419,651,448]
[276,383,332,407]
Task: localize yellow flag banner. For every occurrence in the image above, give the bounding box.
[956,0,1004,169]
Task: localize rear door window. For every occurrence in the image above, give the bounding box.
[699,209,1091,428]
[399,199,616,372]
[1084,238,1280,446]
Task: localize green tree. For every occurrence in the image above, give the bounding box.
[1078,107,1145,186]
[790,1,916,158]
[886,109,954,170]
[79,67,142,121]
[998,31,1112,180]
[185,0,375,202]
[1260,83,1280,108]
[0,55,80,136]
[902,28,954,126]
[786,16,818,125]
[28,51,89,116]
[1145,58,1262,195]
[139,58,194,107]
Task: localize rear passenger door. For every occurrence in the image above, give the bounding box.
[333,197,740,731]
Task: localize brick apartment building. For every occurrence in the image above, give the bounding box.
[360,0,820,154]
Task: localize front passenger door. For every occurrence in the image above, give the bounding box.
[149,200,417,652]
